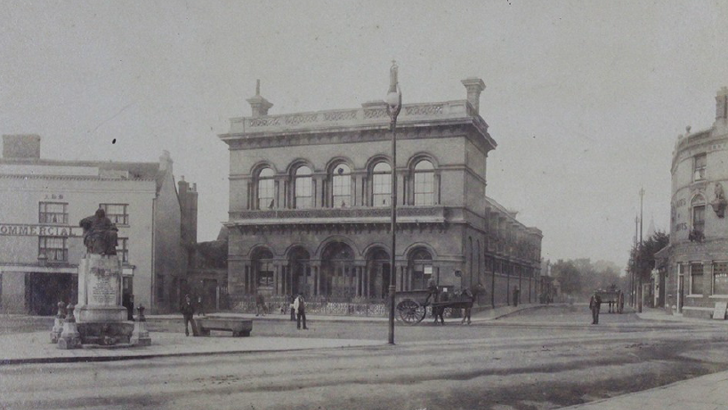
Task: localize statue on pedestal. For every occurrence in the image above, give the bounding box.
[711,183,727,218]
[79,209,118,255]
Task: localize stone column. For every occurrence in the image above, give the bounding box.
[244,263,251,294]
[313,264,320,296]
[405,266,411,291]
[364,266,369,299]
[356,267,362,297]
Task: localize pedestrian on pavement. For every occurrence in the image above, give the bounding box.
[460,287,474,325]
[513,286,520,307]
[255,293,266,316]
[122,292,134,321]
[197,295,205,317]
[294,294,308,329]
[434,289,448,325]
[289,294,296,321]
[180,294,195,336]
[590,292,602,324]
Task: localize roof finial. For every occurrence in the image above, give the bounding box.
[256,79,260,96]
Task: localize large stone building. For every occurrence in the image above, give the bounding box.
[219,78,543,313]
[0,135,194,314]
[662,87,728,318]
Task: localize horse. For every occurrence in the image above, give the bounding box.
[431,282,486,325]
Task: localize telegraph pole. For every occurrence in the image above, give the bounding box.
[638,188,645,313]
[631,215,638,307]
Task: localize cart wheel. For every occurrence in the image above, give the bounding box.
[397,299,426,325]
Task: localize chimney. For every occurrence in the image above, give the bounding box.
[461,78,486,115]
[179,177,198,245]
[178,175,189,196]
[3,134,41,159]
[716,86,728,122]
[246,79,273,118]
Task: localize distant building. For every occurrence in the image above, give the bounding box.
[218,78,543,312]
[663,87,728,318]
[185,227,228,313]
[0,135,193,314]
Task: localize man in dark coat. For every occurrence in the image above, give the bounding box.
[255,293,266,316]
[181,294,196,336]
[294,294,308,330]
[590,293,602,325]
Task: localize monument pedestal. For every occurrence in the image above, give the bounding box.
[75,254,135,345]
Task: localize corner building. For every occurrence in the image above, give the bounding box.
[0,135,193,315]
[220,79,543,312]
[664,87,728,318]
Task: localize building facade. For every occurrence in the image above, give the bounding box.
[0,135,192,314]
[664,87,728,318]
[219,78,543,313]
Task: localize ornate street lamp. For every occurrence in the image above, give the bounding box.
[386,61,402,345]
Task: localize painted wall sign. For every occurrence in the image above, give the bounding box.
[0,223,83,237]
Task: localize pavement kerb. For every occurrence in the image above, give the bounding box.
[557,369,728,409]
[0,341,389,366]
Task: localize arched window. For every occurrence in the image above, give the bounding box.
[692,195,706,233]
[414,160,435,205]
[257,168,275,209]
[332,164,351,208]
[372,162,391,207]
[294,166,313,209]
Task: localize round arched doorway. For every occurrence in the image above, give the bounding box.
[288,247,310,297]
[321,242,355,301]
[366,248,390,300]
[408,248,433,290]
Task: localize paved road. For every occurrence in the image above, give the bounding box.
[2,308,728,410]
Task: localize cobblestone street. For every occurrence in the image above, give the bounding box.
[2,306,728,409]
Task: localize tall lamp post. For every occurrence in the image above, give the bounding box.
[386,61,402,345]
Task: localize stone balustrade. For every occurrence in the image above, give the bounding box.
[228,100,477,135]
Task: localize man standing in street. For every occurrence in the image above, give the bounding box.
[294,294,308,330]
[197,295,205,317]
[513,286,520,307]
[181,294,195,336]
[255,293,266,317]
[590,292,602,325]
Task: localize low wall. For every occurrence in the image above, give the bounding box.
[232,295,467,318]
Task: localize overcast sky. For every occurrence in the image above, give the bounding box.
[2,1,727,271]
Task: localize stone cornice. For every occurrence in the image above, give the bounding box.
[0,174,157,182]
[227,206,448,226]
[671,129,728,174]
[222,121,493,156]
[219,101,496,156]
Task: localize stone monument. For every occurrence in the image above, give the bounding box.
[72,209,135,346]
[130,305,151,346]
[57,303,81,349]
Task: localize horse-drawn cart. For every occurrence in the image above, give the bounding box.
[395,287,479,325]
[595,289,624,313]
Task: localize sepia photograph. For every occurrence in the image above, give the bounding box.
[1,1,728,409]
